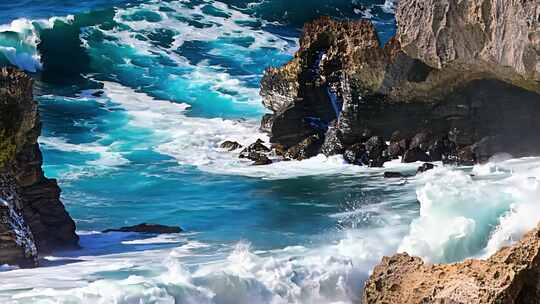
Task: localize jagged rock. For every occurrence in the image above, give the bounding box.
[0,68,78,263]
[259,114,274,133]
[363,223,540,304]
[343,144,368,166]
[396,0,540,93]
[321,120,345,156]
[253,155,272,166]
[239,139,271,157]
[220,140,243,151]
[0,175,37,268]
[402,147,430,163]
[103,223,182,234]
[417,163,435,174]
[259,0,540,166]
[285,134,323,160]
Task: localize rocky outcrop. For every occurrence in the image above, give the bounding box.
[0,68,78,266]
[259,0,540,166]
[363,223,540,304]
[103,223,183,234]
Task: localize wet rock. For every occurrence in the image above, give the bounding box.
[259,114,274,133]
[0,175,38,268]
[343,144,368,166]
[457,146,475,166]
[321,121,345,156]
[239,139,271,159]
[363,223,540,304]
[417,163,435,174]
[285,134,323,160]
[472,136,506,163]
[103,223,183,234]
[220,141,243,151]
[402,147,430,163]
[259,0,540,165]
[253,154,272,166]
[384,172,409,178]
[0,68,78,260]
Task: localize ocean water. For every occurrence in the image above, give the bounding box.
[1,1,540,303]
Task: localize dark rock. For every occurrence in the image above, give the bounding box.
[253,155,272,166]
[409,131,434,151]
[417,163,435,173]
[260,114,274,133]
[402,147,430,163]
[220,141,243,151]
[384,172,409,178]
[103,223,183,234]
[320,121,345,156]
[272,144,287,157]
[259,9,540,166]
[0,68,78,264]
[91,90,104,97]
[285,134,323,160]
[239,139,271,159]
[457,146,475,166]
[472,136,506,163]
[343,144,368,166]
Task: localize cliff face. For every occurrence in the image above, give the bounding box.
[259,0,540,166]
[0,67,78,266]
[363,223,540,304]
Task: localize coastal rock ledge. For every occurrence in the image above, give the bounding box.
[259,0,540,166]
[363,223,540,304]
[0,68,78,267]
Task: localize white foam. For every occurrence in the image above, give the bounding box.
[39,136,130,168]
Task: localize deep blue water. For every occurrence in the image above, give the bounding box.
[2,1,537,303]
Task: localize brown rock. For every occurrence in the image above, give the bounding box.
[363,223,540,304]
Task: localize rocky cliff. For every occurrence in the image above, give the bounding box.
[0,67,78,267]
[363,223,540,303]
[257,0,540,167]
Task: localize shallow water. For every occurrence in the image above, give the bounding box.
[1,1,540,303]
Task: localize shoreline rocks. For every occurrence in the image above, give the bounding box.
[0,68,79,267]
[103,223,183,234]
[363,223,540,303]
[257,0,540,168]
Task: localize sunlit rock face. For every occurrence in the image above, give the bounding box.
[363,223,540,304]
[259,0,540,166]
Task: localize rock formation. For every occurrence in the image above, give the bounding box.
[363,223,540,304]
[0,67,79,266]
[258,0,540,166]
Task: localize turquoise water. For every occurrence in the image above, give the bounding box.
[2,1,540,303]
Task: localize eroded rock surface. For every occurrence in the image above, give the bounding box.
[259,0,540,166]
[0,68,78,266]
[363,223,540,304]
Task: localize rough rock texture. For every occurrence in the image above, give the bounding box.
[259,0,540,166]
[363,223,540,304]
[397,0,540,93]
[0,175,37,267]
[0,68,78,265]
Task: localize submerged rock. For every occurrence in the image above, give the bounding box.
[220,140,243,151]
[103,223,183,234]
[363,223,540,304]
[416,163,435,173]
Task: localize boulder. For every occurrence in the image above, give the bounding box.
[285,134,323,160]
[417,163,435,173]
[402,147,430,163]
[220,140,243,151]
[103,223,183,234]
[343,144,368,166]
[363,223,540,304]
